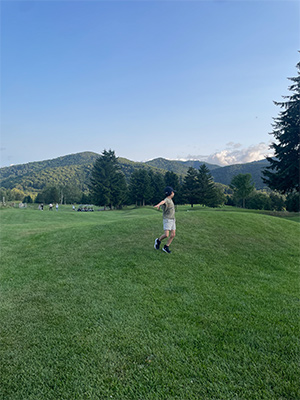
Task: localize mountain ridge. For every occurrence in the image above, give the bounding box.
[0,151,270,192]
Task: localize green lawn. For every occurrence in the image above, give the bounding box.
[0,206,299,399]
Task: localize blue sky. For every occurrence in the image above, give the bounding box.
[1,0,299,167]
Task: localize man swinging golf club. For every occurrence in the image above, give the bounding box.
[153,186,176,254]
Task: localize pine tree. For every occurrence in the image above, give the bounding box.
[164,170,184,204]
[263,60,300,193]
[182,167,200,207]
[129,169,153,206]
[111,172,128,209]
[148,171,165,205]
[197,164,216,206]
[193,164,225,207]
[164,171,179,191]
[89,149,127,209]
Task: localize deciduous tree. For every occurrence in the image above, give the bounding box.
[230,174,255,208]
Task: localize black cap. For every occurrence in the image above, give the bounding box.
[164,186,175,196]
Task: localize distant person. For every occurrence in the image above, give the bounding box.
[41,203,44,211]
[49,203,53,211]
[153,186,176,254]
[56,203,59,211]
[72,205,76,211]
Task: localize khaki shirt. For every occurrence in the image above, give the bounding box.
[162,197,175,219]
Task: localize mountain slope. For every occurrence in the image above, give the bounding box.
[145,158,220,174]
[0,152,271,192]
[211,159,270,189]
[0,152,100,192]
[0,153,171,192]
[0,152,99,180]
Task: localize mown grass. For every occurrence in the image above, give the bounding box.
[0,206,299,400]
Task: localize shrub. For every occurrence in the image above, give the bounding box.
[269,192,285,211]
[23,195,33,203]
[285,191,300,212]
[246,191,271,210]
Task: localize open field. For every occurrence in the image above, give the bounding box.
[0,206,299,399]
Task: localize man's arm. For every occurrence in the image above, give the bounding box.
[153,199,166,210]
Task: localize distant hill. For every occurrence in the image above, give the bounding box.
[0,152,170,193]
[0,152,99,180]
[0,152,100,192]
[145,158,220,175]
[0,151,271,193]
[211,159,270,189]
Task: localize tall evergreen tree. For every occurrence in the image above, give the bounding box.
[263,60,300,193]
[164,171,180,191]
[89,149,127,209]
[129,169,153,206]
[149,171,165,204]
[182,165,225,207]
[111,172,128,209]
[182,167,200,207]
[197,164,216,206]
[164,170,184,204]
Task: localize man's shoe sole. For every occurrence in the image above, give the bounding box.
[154,239,160,250]
[162,247,171,254]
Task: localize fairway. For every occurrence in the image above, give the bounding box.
[0,206,299,400]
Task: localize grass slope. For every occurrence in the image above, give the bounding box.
[0,207,299,399]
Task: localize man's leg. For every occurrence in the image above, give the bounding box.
[159,230,169,242]
[155,231,169,250]
[166,230,176,247]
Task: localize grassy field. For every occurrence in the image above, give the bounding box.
[0,205,299,400]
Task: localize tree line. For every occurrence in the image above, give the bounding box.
[1,165,297,212]
[87,150,298,212]
[87,149,227,209]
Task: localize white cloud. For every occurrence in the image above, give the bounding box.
[181,142,274,166]
[206,142,274,166]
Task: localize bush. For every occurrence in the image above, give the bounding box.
[246,191,271,210]
[269,192,285,211]
[285,192,300,212]
[23,195,33,203]
[225,195,235,206]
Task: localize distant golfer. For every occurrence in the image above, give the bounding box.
[153,186,176,254]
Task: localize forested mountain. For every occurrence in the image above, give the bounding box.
[0,152,99,180]
[0,152,169,193]
[0,151,270,193]
[0,152,100,192]
[145,158,220,174]
[211,159,270,189]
